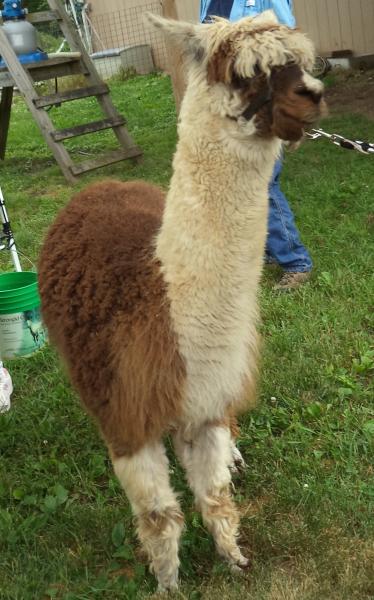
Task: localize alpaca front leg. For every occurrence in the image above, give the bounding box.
[174,425,248,569]
[112,441,184,591]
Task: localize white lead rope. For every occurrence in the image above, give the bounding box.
[306,128,374,155]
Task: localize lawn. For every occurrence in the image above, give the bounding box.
[0,73,373,600]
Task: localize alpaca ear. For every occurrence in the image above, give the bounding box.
[252,9,279,26]
[145,13,205,61]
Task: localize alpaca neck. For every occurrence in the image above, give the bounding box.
[155,106,282,423]
[156,107,281,291]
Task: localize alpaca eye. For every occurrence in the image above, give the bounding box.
[295,86,322,103]
[295,86,311,96]
[232,73,252,89]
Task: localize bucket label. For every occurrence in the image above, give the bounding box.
[0,307,47,359]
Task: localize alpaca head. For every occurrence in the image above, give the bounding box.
[148,10,326,143]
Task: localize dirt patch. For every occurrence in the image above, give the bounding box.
[324,68,374,120]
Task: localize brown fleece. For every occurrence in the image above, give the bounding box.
[207,38,236,85]
[269,64,326,141]
[38,180,186,457]
[254,64,324,141]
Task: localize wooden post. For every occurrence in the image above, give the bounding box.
[161,0,186,113]
[0,86,13,160]
[161,0,199,113]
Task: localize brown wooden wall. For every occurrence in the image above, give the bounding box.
[88,0,374,57]
[294,0,374,56]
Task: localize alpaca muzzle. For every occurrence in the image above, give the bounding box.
[269,64,326,142]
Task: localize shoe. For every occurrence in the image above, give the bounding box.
[264,254,277,264]
[273,271,311,291]
[264,256,278,269]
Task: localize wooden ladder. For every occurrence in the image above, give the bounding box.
[0,0,142,183]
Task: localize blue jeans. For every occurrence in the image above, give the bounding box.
[266,159,312,273]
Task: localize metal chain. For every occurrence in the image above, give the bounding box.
[306,128,374,155]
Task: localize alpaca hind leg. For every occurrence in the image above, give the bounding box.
[174,424,248,569]
[229,440,247,475]
[227,415,247,475]
[112,441,184,591]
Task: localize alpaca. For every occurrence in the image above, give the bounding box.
[26,319,42,345]
[38,11,325,591]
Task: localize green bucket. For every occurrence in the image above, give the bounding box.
[0,271,47,359]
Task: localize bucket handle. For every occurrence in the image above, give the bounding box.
[16,249,37,273]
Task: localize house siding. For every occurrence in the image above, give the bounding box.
[88,0,374,58]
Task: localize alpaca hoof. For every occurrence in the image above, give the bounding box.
[229,444,247,475]
[230,554,250,574]
[230,563,245,575]
[156,572,179,594]
[157,582,178,595]
[237,554,250,568]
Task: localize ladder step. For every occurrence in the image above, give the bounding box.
[52,117,126,141]
[28,10,61,24]
[34,84,109,108]
[70,147,142,175]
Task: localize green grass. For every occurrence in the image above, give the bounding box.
[0,73,373,599]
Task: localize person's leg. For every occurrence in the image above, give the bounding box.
[266,159,312,280]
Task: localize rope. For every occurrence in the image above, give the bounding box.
[306,128,374,155]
